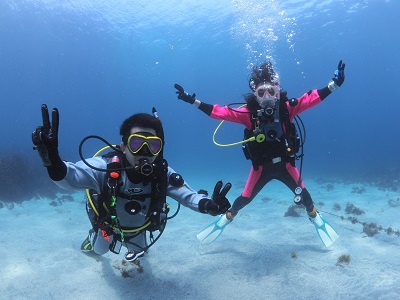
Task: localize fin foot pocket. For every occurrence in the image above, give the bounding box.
[197,214,232,244]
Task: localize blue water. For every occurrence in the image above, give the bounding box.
[1,0,399,183]
[1,2,400,299]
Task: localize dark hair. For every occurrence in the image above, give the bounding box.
[244,93,259,111]
[120,113,165,146]
[248,60,280,91]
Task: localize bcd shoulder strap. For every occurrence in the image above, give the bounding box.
[147,159,169,232]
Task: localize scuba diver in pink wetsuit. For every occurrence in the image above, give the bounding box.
[174,60,345,247]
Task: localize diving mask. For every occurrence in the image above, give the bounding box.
[127,133,163,156]
[254,84,280,108]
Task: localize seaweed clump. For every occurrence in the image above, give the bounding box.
[113,259,144,277]
[345,203,365,215]
[386,227,400,237]
[336,254,351,266]
[351,186,366,194]
[388,198,400,208]
[261,196,272,203]
[284,205,303,217]
[342,216,400,237]
[333,203,341,211]
[362,223,381,237]
[324,183,335,191]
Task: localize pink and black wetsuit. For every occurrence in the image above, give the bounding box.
[197,87,332,216]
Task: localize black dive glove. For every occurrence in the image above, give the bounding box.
[174,83,196,104]
[328,60,346,91]
[32,104,61,166]
[199,181,232,216]
[32,104,66,180]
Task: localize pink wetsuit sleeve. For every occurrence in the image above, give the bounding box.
[209,105,253,129]
[208,90,322,128]
[288,89,322,120]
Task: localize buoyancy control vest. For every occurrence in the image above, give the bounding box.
[86,151,170,236]
[242,99,300,169]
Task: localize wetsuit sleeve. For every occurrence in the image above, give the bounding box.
[166,167,208,213]
[317,86,332,101]
[53,157,106,193]
[288,89,323,119]
[198,102,252,128]
[198,102,214,116]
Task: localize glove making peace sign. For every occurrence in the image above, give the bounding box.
[32,104,62,167]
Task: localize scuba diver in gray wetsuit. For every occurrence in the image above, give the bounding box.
[32,105,231,261]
